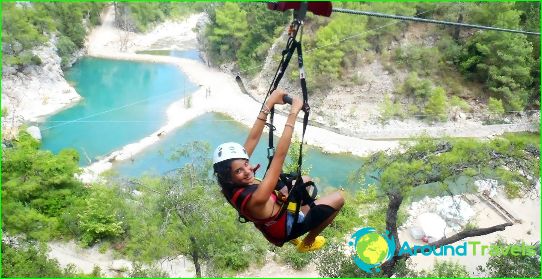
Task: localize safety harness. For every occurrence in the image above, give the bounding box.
[232,2,332,246]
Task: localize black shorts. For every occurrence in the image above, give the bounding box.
[286,204,336,241]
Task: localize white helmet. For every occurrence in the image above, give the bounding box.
[213,142,249,165]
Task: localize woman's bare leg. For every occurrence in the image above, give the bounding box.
[301,191,345,245]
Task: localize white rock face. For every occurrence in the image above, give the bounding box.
[26,125,42,140]
[1,36,81,138]
[402,195,475,235]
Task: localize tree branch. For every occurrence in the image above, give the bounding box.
[381,190,403,277]
[424,222,513,250]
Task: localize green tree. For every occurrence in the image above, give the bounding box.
[364,2,416,53]
[1,241,80,277]
[459,2,533,111]
[120,142,267,277]
[207,2,248,64]
[2,132,84,241]
[477,241,540,277]
[379,95,404,122]
[283,136,311,175]
[398,72,433,115]
[424,87,448,122]
[419,260,470,277]
[77,186,126,246]
[317,136,539,277]
[305,10,369,88]
[2,2,48,69]
[237,2,289,74]
[487,97,505,123]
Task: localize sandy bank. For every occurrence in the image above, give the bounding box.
[80,8,399,182]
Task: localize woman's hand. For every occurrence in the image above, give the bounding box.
[268,89,288,106]
[290,96,303,115]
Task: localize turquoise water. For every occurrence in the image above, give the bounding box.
[39,57,365,190]
[135,49,203,61]
[113,113,364,190]
[169,49,202,61]
[40,57,197,166]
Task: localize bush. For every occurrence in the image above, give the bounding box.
[56,35,77,68]
[77,186,125,246]
[379,95,404,122]
[487,97,505,124]
[424,87,448,122]
[2,242,77,277]
[418,260,470,277]
[450,96,470,111]
[394,44,442,76]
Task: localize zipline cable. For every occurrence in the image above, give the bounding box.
[332,7,540,36]
[40,88,185,131]
[238,9,434,75]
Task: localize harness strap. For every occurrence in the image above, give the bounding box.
[231,186,258,223]
[265,37,300,172]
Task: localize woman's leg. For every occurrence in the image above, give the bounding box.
[301,191,345,245]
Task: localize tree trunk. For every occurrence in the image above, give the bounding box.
[380,188,514,277]
[381,190,403,277]
[453,12,464,41]
[190,236,202,278]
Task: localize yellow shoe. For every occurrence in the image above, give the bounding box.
[289,238,301,246]
[297,236,326,253]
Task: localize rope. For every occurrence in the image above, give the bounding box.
[40,88,185,131]
[238,9,434,75]
[332,8,540,36]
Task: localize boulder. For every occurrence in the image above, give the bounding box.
[26,126,42,141]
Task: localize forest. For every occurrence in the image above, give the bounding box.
[2,1,540,277]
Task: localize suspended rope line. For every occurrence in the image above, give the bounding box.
[41,88,184,131]
[40,119,250,123]
[332,8,541,36]
[304,9,434,55]
[238,9,433,75]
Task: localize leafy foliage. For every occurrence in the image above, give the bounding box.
[2,132,84,241]
[418,260,470,277]
[2,2,105,69]
[458,3,534,111]
[120,2,208,32]
[283,135,311,175]
[379,95,405,122]
[118,142,267,277]
[206,2,248,65]
[304,9,369,88]
[2,2,49,69]
[1,241,88,277]
[205,2,288,73]
[77,186,126,246]
[477,241,541,277]
[424,87,448,122]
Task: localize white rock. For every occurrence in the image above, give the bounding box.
[26,126,42,140]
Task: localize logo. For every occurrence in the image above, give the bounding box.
[349,227,396,274]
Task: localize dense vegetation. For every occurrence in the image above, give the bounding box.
[114,2,208,32]
[3,131,539,277]
[2,2,540,277]
[204,2,289,75]
[2,2,105,69]
[204,2,539,119]
[315,134,540,277]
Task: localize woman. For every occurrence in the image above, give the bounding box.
[213,89,344,252]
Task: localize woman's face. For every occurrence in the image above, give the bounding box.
[229,159,255,186]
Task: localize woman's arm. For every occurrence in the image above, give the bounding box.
[250,96,303,205]
[243,89,287,157]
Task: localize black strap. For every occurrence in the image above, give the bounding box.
[230,185,258,223]
[260,18,314,234]
[266,39,299,169]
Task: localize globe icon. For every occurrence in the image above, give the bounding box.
[355,232,389,265]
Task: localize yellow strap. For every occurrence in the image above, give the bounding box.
[287,202,298,213]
